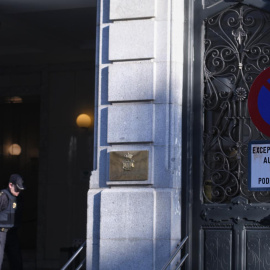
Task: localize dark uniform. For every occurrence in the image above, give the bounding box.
[5,193,23,270]
[0,174,24,270]
[0,189,17,269]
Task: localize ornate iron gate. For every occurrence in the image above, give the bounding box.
[190,2,270,270]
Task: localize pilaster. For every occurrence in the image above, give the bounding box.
[87,0,185,268]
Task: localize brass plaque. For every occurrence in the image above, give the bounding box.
[109,151,149,181]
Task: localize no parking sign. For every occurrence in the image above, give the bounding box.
[248,67,270,190]
[248,67,270,136]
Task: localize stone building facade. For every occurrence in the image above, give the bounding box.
[87,0,270,269]
[87,0,185,269]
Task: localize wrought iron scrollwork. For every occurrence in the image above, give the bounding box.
[203,4,270,203]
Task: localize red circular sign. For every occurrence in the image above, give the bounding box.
[248,67,270,137]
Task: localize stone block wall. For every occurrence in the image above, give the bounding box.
[87,0,185,269]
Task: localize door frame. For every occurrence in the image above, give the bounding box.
[181,1,270,269]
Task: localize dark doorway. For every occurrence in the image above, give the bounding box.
[0,96,40,267]
[0,1,96,268]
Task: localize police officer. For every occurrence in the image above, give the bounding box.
[0,174,24,269]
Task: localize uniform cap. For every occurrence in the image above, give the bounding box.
[9,174,25,190]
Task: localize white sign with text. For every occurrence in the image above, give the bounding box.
[249,141,270,191]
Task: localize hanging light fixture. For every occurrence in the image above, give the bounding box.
[8,144,22,156]
[76,114,92,128]
[5,96,23,103]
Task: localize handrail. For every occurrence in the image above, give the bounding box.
[60,241,86,270]
[161,236,189,270]
[75,258,86,270]
[175,253,189,270]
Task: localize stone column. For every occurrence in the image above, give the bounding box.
[87,0,185,269]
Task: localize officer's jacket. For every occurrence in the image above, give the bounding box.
[0,189,17,228]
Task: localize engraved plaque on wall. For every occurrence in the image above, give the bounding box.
[109,151,148,181]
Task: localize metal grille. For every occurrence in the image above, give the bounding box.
[203,4,270,203]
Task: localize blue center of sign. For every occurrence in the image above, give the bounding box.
[258,81,270,125]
